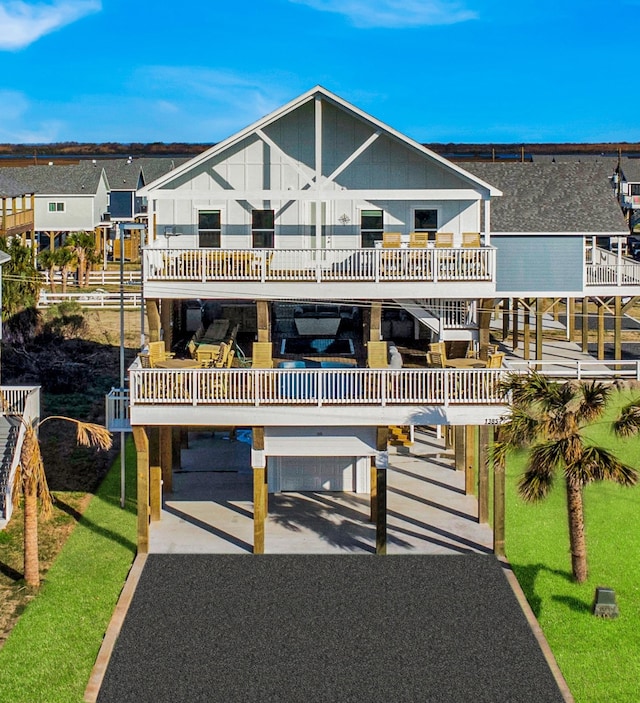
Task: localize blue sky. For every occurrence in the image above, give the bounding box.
[0,0,635,144]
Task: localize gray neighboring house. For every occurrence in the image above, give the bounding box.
[1,162,110,251]
[616,157,640,232]
[461,161,628,296]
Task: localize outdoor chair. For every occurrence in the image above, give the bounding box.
[147,341,174,368]
[426,351,445,368]
[487,352,505,368]
[382,232,402,248]
[435,232,454,248]
[462,232,481,248]
[409,232,429,248]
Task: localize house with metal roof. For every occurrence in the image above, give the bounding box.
[105,87,640,556]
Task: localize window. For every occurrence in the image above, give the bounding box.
[252,209,274,248]
[361,209,383,248]
[48,202,65,212]
[198,210,221,248]
[414,209,438,241]
[630,184,640,196]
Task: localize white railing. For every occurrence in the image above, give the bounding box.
[129,367,506,408]
[105,387,131,432]
[504,359,640,379]
[38,290,142,309]
[1,386,40,526]
[144,246,496,284]
[422,299,476,328]
[586,247,640,287]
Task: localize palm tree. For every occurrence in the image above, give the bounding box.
[11,415,112,587]
[0,238,41,318]
[55,246,76,294]
[66,231,97,287]
[493,372,638,583]
[38,248,58,293]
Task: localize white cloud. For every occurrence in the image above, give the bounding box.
[0,0,101,50]
[288,0,477,28]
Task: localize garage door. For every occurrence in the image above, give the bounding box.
[273,456,356,492]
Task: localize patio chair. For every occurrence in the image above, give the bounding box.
[382,232,402,248]
[487,352,505,368]
[251,342,274,368]
[147,341,174,368]
[462,232,481,248]
[367,341,388,368]
[429,341,447,360]
[435,232,454,248]
[426,351,445,368]
[409,232,429,248]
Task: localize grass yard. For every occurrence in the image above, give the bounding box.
[505,388,640,703]
[0,442,137,703]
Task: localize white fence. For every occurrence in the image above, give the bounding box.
[504,358,640,379]
[40,269,141,287]
[38,290,142,309]
[586,248,640,287]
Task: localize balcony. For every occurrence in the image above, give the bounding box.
[621,194,640,209]
[586,247,640,290]
[0,208,34,236]
[143,246,497,300]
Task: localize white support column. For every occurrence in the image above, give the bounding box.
[483,198,491,245]
[315,95,323,250]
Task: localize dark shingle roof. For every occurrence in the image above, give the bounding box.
[0,170,29,197]
[618,157,640,184]
[0,162,105,195]
[461,161,626,233]
[138,157,190,185]
[98,159,143,190]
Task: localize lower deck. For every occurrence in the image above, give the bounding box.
[148,427,493,555]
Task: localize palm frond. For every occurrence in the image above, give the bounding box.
[41,416,113,451]
[498,408,540,448]
[613,399,640,437]
[577,445,639,487]
[518,464,555,502]
[576,380,610,423]
[18,425,53,519]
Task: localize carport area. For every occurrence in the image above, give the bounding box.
[94,554,567,703]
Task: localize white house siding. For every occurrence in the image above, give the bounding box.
[36,195,99,232]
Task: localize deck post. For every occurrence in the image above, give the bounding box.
[454,426,465,473]
[614,296,622,368]
[535,298,543,361]
[597,300,605,360]
[370,302,382,341]
[370,456,377,523]
[160,426,172,494]
[160,299,173,352]
[252,427,266,554]
[478,426,490,524]
[171,427,181,470]
[502,298,510,341]
[257,301,271,343]
[132,426,150,554]
[148,428,161,522]
[464,425,476,496]
[375,427,388,555]
[512,298,519,350]
[582,297,589,353]
[568,297,576,340]
[146,299,160,343]
[523,299,531,360]
[493,443,505,557]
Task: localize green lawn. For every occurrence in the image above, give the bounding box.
[505,389,640,703]
[0,442,137,703]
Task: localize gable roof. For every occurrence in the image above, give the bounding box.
[618,157,640,184]
[0,171,29,197]
[461,161,626,234]
[139,86,501,197]
[0,162,106,195]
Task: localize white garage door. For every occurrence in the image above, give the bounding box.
[275,456,356,492]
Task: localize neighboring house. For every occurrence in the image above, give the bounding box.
[615,157,640,232]
[0,172,35,245]
[110,86,640,555]
[0,162,110,252]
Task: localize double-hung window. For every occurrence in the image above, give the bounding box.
[361,209,383,248]
[413,209,438,241]
[198,210,221,248]
[252,209,274,248]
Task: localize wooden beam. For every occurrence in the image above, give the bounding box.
[582,297,589,353]
[597,300,605,360]
[478,426,490,524]
[512,298,519,350]
[454,426,465,472]
[171,427,181,470]
[493,453,505,557]
[253,466,266,554]
[132,427,149,554]
[370,456,377,523]
[375,467,387,555]
[535,298,543,361]
[568,298,576,340]
[146,299,161,343]
[370,303,382,342]
[160,299,173,352]
[256,301,271,343]
[252,426,265,450]
[150,466,162,522]
[159,426,172,494]
[464,425,476,496]
[478,298,494,351]
[502,298,510,341]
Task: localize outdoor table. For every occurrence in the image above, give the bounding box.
[445,358,487,369]
[154,359,202,369]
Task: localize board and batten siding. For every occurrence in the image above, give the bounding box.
[494,235,583,293]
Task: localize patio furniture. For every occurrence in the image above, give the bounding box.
[409,232,429,248]
[435,232,454,248]
[487,352,505,368]
[445,358,486,369]
[426,351,445,368]
[382,232,402,248]
[462,232,481,248]
[147,341,174,368]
